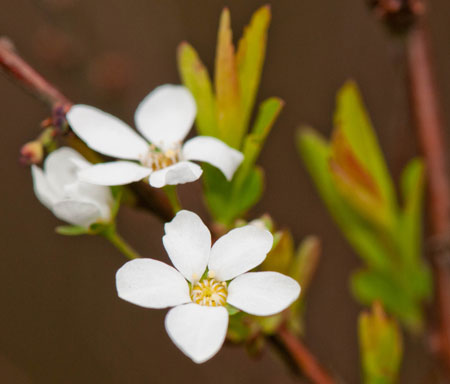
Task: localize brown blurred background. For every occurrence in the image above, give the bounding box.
[1,0,450,383]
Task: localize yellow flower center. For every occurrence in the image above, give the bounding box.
[140,144,181,171]
[191,278,228,307]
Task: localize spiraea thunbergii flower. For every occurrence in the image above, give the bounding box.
[116,210,301,363]
[31,147,113,228]
[66,85,244,188]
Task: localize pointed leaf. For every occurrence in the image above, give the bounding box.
[335,81,397,212]
[236,5,271,132]
[359,303,403,384]
[177,42,217,137]
[214,8,242,148]
[233,97,283,191]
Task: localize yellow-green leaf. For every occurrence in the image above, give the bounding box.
[359,303,403,384]
[335,81,397,213]
[236,5,271,136]
[177,42,217,137]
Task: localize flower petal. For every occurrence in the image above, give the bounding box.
[165,303,228,363]
[162,210,211,283]
[182,136,244,180]
[227,272,301,316]
[116,259,191,309]
[134,85,196,148]
[67,104,149,160]
[52,200,102,227]
[78,161,152,186]
[208,225,273,281]
[31,165,59,209]
[44,147,90,195]
[149,161,202,188]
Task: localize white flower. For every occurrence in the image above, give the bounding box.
[31,147,113,228]
[66,84,244,188]
[116,210,301,363]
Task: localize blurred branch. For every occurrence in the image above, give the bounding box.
[0,36,173,222]
[406,13,450,373]
[0,37,70,108]
[277,326,336,384]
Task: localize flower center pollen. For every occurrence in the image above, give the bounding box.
[191,278,228,307]
[140,143,181,171]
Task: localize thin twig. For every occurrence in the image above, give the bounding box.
[406,9,450,375]
[0,37,173,222]
[277,326,336,384]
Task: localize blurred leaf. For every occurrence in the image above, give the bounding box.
[289,236,321,294]
[330,129,390,228]
[288,236,321,334]
[398,158,425,264]
[359,302,403,384]
[297,128,391,272]
[335,81,397,213]
[261,229,294,274]
[227,312,252,343]
[177,42,217,137]
[55,225,88,236]
[226,303,240,316]
[236,5,271,134]
[255,313,283,335]
[214,8,242,148]
[351,269,423,332]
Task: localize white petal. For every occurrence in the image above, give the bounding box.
[67,104,149,160]
[208,225,273,281]
[31,165,59,209]
[44,147,90,195]
[227,272,301,316]
[182,136,244,180]
[134,85,196,148]
[78,161,152,186]
[52,200,101,227]
[116,259,191,309]
[149,161,202,188]
[63,182,113,222]
[165,303,228,363]
[162,210,211,283]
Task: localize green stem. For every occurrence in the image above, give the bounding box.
[103,228,140,260]
[163,185,182,214]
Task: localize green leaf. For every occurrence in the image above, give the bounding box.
[398,158,425,264]
[226,303,240,316]
[297,128,391,272]
[214,8,242,148]
[203,164,264,225]
[55,225,89,236]
[351,269,423,332]
[236,5,271,135]
[334,81,397,213]
[359,303,403,384]
[233,97,283,189]
[261,229,294,274]
[177,42,217,137]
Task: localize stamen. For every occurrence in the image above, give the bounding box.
[191,278,228,307]
[139,143,182,171]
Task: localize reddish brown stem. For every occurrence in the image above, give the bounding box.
[0,37,173,222]
[406,14,450,374]
[0,37,70,108]
[278,326,336,384]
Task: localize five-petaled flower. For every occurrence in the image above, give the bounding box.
[66,84,244,188]
[31,147,113,228]
[116,210,301,363]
